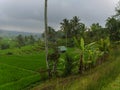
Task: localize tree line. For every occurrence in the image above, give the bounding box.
[43,0,120,78]
[42,15,120,47]
[0,35,37,50]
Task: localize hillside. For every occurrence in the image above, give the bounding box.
[0,29,42,38]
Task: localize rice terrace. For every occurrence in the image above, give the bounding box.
[0,0,120,90]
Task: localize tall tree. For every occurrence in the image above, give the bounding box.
[16,34,25,48]
[115,0,120,17]
[106,17,120,41]
[90,23,102,31]
[70,16,86,38]
[70,16,80,37]
[60,19,70,47]
[29,35,36,44]
[47,26,56,42]
[90,23,103,40]
[44,0,50,77]
[60,16,86,47]
[0,37,2,45]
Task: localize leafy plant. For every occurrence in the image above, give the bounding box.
[63,53,74,77]
[74,37,104,73]
[98,37,111,54]
[48,47,60,77]
[74,37,85,73]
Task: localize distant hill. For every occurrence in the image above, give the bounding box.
[0,29,42,38]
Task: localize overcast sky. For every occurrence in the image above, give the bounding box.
[0,0,119,33]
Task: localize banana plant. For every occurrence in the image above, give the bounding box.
[74,37,85,73]
[98,37,110,54]
[74,37,104,73]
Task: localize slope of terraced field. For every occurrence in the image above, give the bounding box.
[0,46,46,90]
[102,74,120,90]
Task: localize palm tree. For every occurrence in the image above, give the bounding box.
[44,0,50,77]
[70,16,80,37]
[115,0,120,17]
[60,19,70,47]
[106,17,120,41]
[47,26,56,42]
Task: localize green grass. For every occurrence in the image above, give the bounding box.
[0,45,76,90]
[0,54,46,90]
[0,47,75,71]
[67,46,120,90]
[0,44,42,55]
[0,63,33,85]
[0,54,46,71]
[2,44,119,90]
[86,55,120,90]
[102,74,120,90]
[0,63,41,90]
[0,44,47,90]
[101,47,120,90]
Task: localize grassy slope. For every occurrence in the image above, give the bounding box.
[86,48,120,90]
[1,44,119,90]
[0,54,46,71]
[102,49,120,90]
[0,43,46,71]
[0,45,46,90]
[0,44,42,55]
[31,46,120,90]
[102,74,120,90]
[0,45,74,90]
[0,63,41,90]
[0,63,34,85]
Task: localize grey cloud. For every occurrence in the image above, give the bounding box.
[0,0,119,33]
[47,0,119,26]
[0,0,41,21]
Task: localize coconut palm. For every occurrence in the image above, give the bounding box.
[106,17,120,41]
[60,19,70,47]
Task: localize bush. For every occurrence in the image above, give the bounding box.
[6,52,13,55]
[0,43,10,50]
[63,53,74,77]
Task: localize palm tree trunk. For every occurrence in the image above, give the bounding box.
[66,31,67,47]
[44,0,50,77]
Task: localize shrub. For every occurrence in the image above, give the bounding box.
[63,53,74,77]
[6,52,13,55]
[0,43,10,50]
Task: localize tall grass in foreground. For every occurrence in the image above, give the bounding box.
[86,46,120,90]
[57,47,120,90]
